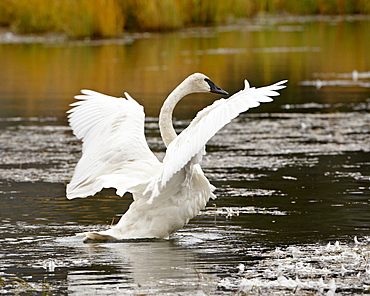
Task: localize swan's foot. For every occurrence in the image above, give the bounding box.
[76,231,116,242]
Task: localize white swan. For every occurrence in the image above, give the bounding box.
[66,73,287,240]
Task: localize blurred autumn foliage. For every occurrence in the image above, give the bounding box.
[0,0,369,37]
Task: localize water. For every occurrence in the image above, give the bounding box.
[0,15,370,295]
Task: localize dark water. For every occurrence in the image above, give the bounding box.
[0,16,370,295]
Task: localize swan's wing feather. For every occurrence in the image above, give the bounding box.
[161,80,287,186]
[66,90,161,199]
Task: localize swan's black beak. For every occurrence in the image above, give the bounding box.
[204,78,229,96]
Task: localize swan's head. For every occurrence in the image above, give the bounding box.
[186,73,229,95]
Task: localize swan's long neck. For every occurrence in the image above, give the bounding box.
[159,81,192,147]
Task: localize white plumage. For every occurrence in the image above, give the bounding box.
[66,73,287,240]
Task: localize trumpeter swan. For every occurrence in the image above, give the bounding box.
[67,73,287,240]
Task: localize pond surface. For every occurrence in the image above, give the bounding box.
[0,15,370,295]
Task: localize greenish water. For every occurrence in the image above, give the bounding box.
[0,16,369,295]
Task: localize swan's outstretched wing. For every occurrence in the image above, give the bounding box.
[66,90,161,199]
[160,80,287,186]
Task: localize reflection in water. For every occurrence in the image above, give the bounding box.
[0,17,369,119]
[66,240,214,295]
[0,16,369,295]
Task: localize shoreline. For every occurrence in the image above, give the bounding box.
[1,14,369,45]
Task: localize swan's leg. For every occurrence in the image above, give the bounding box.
[76,231,116,241]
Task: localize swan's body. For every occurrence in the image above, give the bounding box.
[67,73,287,240]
